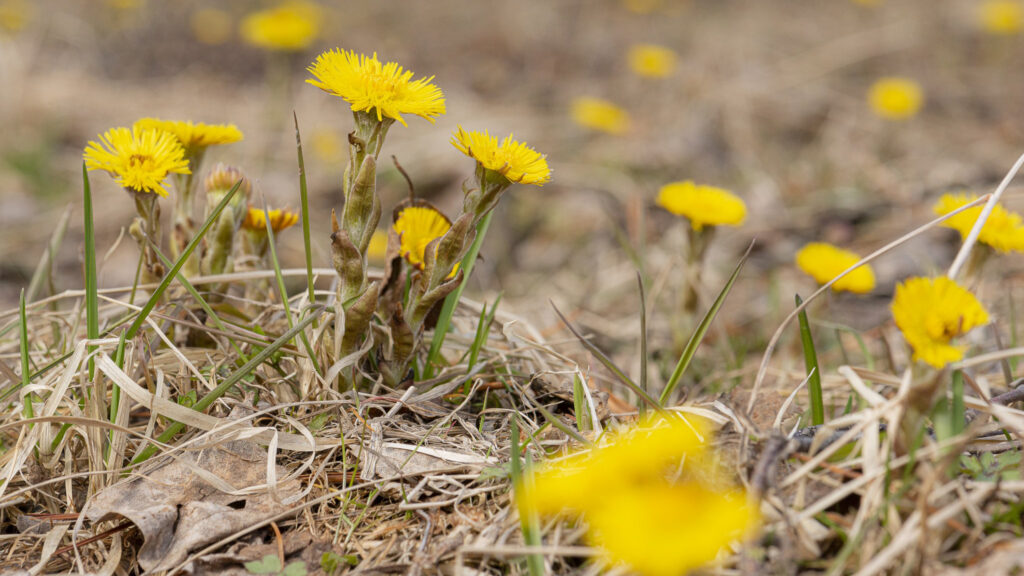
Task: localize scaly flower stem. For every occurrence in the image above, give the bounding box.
[131,191,164,284]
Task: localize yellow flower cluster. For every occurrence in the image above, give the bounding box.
[868,77,924,120]
[934,193,1024,253]
[307,49,447,126]
[891,276,989,368]
[83,127,191,197]
[243,207,300,233]
[134,118,243,151]
[240,0,321,52]
[657,181,747,231]
[796,242,876,294]
[521,416,758,576]
[571,97,631,135]
[451,126,551,186]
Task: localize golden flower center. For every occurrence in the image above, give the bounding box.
[925,315,963,342]
[128,154,155,169]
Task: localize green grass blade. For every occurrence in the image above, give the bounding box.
[796,294,824,426]
[552,302,663,411]
[83,163,100,379]
[467,294,501,371]
[293,112,317,323]
[509,417,545,576]
[425,211,494,377]
[572,373,590,432]
[26,205,71,303]
[637,272,648,416]
[131,307,323,464]
[660,241,752,405]
[19,289,33,422]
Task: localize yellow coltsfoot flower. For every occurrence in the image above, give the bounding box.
[83,126,190,197]
[934,193,1024,253]
[868,77,924,121]
[891,276,989,369]
[134,118,243,153]
[243,207,300,233]
[393,204,452,270]
[451,126,551,186]
[570,97,631,135]
[307,49,446,126]
[656,181,746,231]
[796,242,876,294]
[979,0,1023,35]
[240,0,321,52]
[521,416,758,576]
[627,44,677,78]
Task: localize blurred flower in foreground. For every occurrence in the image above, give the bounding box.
[307,49,447,126]
[571,97,631,135]
[0,0,29,34]
[796,242,875,294]
[657,181,746,231]
[868,77,923,121]
[628,44,677,78]
[393,204,452,270]
[84,127,190,197]
[241,0,321,52]
[979,0,1023,35]
[191,8,233,46]
[892,277,988,368]
[934,193,1024,253]
[521,416,758,576]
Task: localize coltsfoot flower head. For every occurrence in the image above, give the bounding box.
[451,126,551,186]
[796,242,876,294]
[393,204,452,270]
[240,0,321,52]
[627,44,677,78]
[979,0,1023,35]
[891,276,989,368]
[134,118,243,153]
[84,126,190,197]
[205,163,252,198]
[934,193,1024,253]
[521,416,759,576]
[570,97,631,135]
[307,49,446,126]
[243,207,299,233]
[868,77,924,121]
[657,181,747,231]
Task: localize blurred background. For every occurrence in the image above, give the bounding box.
[1,0,1022,393]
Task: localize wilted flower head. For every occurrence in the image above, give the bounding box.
[796,242,876,294]
[84,126,190,197]
[243,207,299,233]
[134,118,243,153]
[307,49,446,126]
[979,0,1023,35]
[934,193,1024,253]
[868,77,924,120]
[393,205,452,270]
[570,97,631,135]
[240,0,321,52]
[627,44,677,78]
[521,416,759,576]
[891,276,989,368]
[451,126,551,186]
[657,181,746,231]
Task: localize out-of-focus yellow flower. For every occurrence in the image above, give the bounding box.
[134,118,243,153]
[795,242,876,294]
[979,0,1023,35]
[622,0,662,14]
[311,128,344,164]
[0,0,30,33]
[570,97,631,135]
[84,127,190,197]
[868,77,923,121]
[191,8,232,46]
[628,44,677,78]
[307,49,446,126]
[891,277,989,368]
[366,229,389,261]
[521,416,759,576]
[934,193,1024,253]
[240,0,321,52]
[393,205,452,270]
[451,126,551,186]
[243,207,299,233]
[657,181,746,231]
